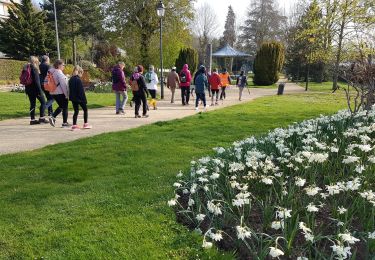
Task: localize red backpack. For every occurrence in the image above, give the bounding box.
[20,64,33,86]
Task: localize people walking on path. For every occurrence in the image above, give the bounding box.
[112,61,128,115]
[219,68,231,100]
[194,65,209,112]
[167,66,180,103]
[145,65,159,110]
[236,71,248,101]
[208,68,221,106]
[69,65,91,130]
[39,55,54,116]
[179,64,192,106]
[49,59,70,128]
[22,56,47,125]
[130,65,149,118]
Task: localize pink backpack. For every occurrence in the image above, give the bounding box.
[20,64,33,86]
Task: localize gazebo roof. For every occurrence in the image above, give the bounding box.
[212,45,250,58]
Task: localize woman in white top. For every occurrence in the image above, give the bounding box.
[48,59,70,128]
[145,65,159,110]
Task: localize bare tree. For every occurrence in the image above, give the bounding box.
[194,3,219,64]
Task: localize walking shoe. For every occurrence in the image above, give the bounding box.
[48,116,56,127]
[61,122,71,128]
[83,123,92,129]
[39,117,49,124]
[30,120,40,125]
[116,111,120,115]
[215,101,219,105]
[120,110,125,115]
[195,107,199,111]
[142,114,149,118]
[71,125,80,131]
[135,115,141,118]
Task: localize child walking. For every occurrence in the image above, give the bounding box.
[69,65,91,130]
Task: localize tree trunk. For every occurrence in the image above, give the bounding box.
[140,32,150,65]
[72,22,77,66]
[332,3,347,90]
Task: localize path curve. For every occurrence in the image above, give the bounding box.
[0,83,304,155]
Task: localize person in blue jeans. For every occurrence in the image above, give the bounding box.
[111,61,128,115]
[194,65,209,112]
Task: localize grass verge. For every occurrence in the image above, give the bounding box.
[0,92,346,259]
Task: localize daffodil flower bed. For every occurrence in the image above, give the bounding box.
[168,109,375,259]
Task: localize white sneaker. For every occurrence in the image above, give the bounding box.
[195,107,199,111]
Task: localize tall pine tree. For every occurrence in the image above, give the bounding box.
[0,0,54,60]
[220,5,236,47]
[240,0,286,56]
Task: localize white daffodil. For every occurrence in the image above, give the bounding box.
[339,233,360,244]
[338,206,347,214]
[261,177,273,185]
[271,221,284,230]
[209,231,223,241]
[368,231,375,239]
[306,203,319,213]
[304,186,322,196]
[236,226,252,240]
[269,247,284,258]
[167,199,177,207]
[295,177,306,187]
[202,241,213,249]
[207,201,222,215]
[196,214,206,222]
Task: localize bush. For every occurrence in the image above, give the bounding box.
[63,64,74,77]
[0,59,26,83]
[253,42,285,86]
[175,48,198,75]
[169,109,375,259]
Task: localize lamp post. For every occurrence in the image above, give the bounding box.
[156,0,165,99]
[305,34,315,91]
[53,0,61,59]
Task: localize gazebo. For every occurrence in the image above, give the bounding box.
[212,45,251,73]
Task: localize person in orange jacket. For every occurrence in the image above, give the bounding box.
[208,68,221,106]
[219,68,231,100]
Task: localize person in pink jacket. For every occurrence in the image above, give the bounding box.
[179,64,192,105]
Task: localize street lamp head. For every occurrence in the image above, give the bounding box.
[156,0,165,17]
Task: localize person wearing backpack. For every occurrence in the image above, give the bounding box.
[130,65,149,118]
[194,65,209,112]
[69,65,91,130]
[208,68,221,106]
[167,66,180,103]
[236,71,248,101]
[39,55,54,116]
[112,61,128,115]
[21,56,47,125]
[219,68,231,100]
[48,59,70,128]
[145,65,159,110]
[179,64,192,106]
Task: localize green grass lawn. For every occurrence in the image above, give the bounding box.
[0,92,117,121]
[0,93,347,259]
[296,81,348,92]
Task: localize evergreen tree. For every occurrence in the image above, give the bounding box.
[253,41,285,85]
[0,0,54,60]
[220,6,236,47]
[240,0,286,56]
[175,48,198,75]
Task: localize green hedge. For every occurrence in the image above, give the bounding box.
[0,59,26,84]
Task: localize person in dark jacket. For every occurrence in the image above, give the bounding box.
[194,65,209,112]
[112,61,128,115]
[69,65,91,130]
[130,65,149,118]
[39,55,54,116]
[25,56,47,125]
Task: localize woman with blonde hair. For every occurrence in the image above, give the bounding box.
[23,56,47,125]
[69,65,91,130]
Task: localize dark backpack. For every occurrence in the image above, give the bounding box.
[112,69,120,84]
[20,64,33,86]
[180,71,187,83]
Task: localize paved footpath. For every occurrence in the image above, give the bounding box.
[0,82,305,155]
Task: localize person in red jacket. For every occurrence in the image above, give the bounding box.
[208,68,221,106]
[179,64,192,105]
